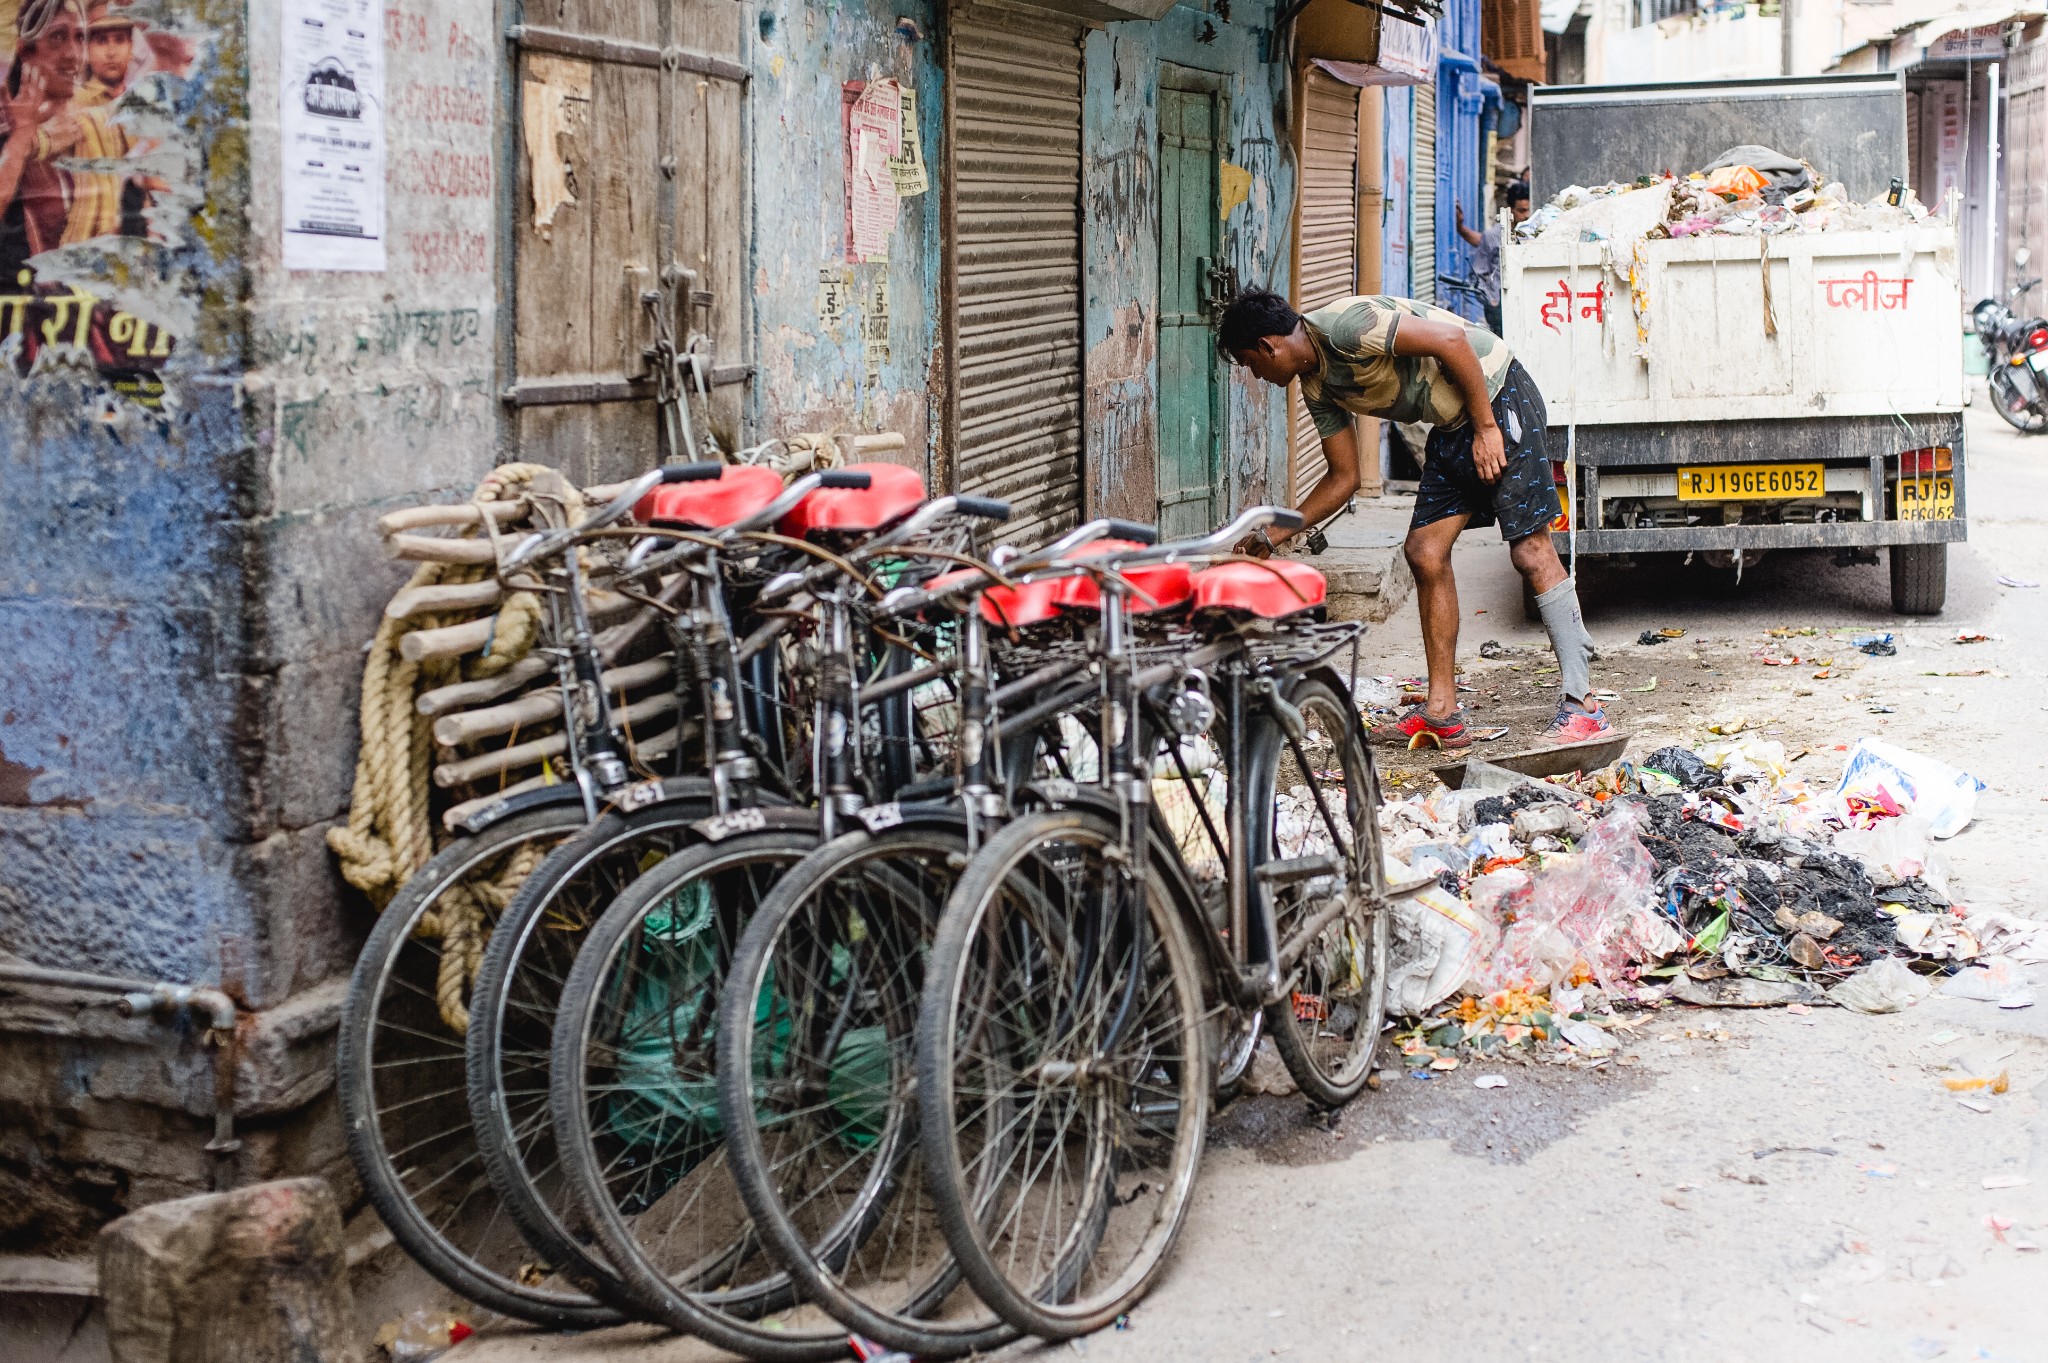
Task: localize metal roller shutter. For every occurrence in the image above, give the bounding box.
[1412,77,1437,304]
[1291,69,1360,504]
[948,4,1086,549]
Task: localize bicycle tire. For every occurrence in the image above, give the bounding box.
[549,830,855,1358]
[1250,674,1390,1107]
[718,826,1018,1359]
[336,804,624,1329]
[465,796,713,1314]
[917,809,1210,1340]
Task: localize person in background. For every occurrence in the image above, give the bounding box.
[1215,288,1608,749]
[74,0,133,107]
[1456,180,1532,337]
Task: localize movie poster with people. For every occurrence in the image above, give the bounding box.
[0,0,200,411]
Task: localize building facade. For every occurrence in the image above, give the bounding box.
[1,0,1391,1262]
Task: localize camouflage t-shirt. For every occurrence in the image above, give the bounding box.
[1299,296,1514,433]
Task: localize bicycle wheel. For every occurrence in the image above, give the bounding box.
[1144,709,1260,1102]
[719,826,1017,1359]
[465,796,712,1312]
[918,810,1209,1339]
[1250,674,1390,1107]
[336,804,623,1328]
[549,831,852,1358]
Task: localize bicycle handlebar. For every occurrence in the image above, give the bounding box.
[1097,505,1302,566]
[754,492,1017,607]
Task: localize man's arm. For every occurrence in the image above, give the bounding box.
[1454,203,1483,249]
[1238,425,1360,557]
[1392,317,1505,482]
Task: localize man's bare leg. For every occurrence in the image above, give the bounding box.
[1402,515,1471,718]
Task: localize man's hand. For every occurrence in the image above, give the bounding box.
[1234,530,1277,559]
[1472,421,1506,484]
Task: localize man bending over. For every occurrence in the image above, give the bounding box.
[1216,290,1607,748]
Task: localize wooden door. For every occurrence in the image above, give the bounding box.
[1157,78,1224,542]
[507,1,748,487]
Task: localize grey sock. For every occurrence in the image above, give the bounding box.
[1534,575,1598,703]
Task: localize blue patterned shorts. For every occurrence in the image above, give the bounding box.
[1412,359,1557,543]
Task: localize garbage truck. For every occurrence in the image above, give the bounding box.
[1506,72,1964,614]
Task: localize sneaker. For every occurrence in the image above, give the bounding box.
[1539,698,1614,746]
[1369,705,1472,750]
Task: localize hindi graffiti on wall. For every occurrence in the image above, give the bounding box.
[0,0,200,409]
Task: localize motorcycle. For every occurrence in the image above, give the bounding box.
[1974,248,2048,433]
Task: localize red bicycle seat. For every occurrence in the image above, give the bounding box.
[924,568,1066,628]
[634,465,784,529]
[779,462,925,537]
[1190,560,1327,618]
[1051,541,1194,615]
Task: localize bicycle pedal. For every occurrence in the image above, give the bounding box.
[1254,853,1343,885]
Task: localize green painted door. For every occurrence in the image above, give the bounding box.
[1158,81,1224,540]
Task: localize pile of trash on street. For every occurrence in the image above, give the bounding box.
[1374,736,2048,1069]
[1515,142,1927,245]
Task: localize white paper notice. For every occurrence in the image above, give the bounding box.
[282,0,386,271]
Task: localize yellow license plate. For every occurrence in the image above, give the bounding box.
[1897,476,1956,521]
[1676,464,1825,501]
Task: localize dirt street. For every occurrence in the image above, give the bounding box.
[449,402,2048,1363]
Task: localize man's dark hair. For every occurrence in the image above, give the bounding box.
[1506,180,1531,207]
[1216,290,1302,353]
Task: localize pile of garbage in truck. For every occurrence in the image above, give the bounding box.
[1347,734,2048,1067]
[1515,143,1931,245]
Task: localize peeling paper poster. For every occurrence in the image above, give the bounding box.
[0,0,207,411]
[282,0,386,271]
[845,79,900,263]
[891,88,928,198]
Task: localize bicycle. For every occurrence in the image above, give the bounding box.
[536,480,1023,1356]
[336,462,755,1325]
[912,506,1399,1339]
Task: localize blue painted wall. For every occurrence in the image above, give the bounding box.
[1383,84,1413,299]
[0,1,259,994]
[1082,2,1295,524]
[1434,0,1499,322]
[748,1,944,477]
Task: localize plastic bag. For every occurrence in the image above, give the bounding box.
[1834,813,1944,890]
[375,1311,474,1362]
[1472,804,1663,993]
[1703,164,1769,199]
[1827,956,1933,1014]
[1835,739,1985,839]
[1941,955,2024,1001]
[1641,745,1713,790]
[1385,883,1496,1016]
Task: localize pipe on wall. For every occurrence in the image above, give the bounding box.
[0,962,243,1190]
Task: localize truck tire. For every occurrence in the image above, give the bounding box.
[1890,543,1947,615]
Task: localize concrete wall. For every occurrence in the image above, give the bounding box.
[240,0,504,1010]
[749,1,943,477]
[1082,1,1294,523]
